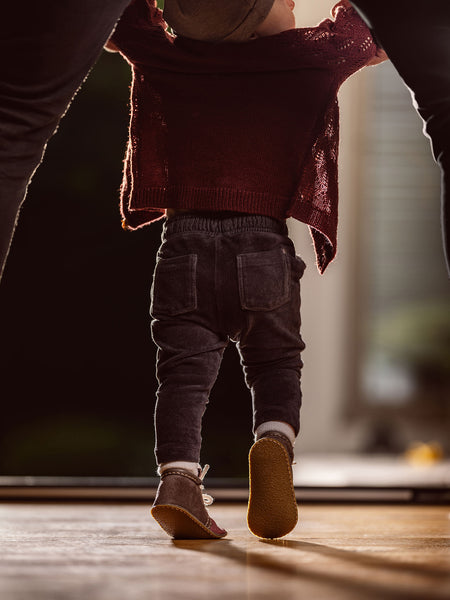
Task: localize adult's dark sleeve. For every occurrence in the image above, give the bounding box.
[0,0,132,282]
[350,0,450,277]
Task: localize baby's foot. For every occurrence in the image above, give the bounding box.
[247,431,298,539]
[151,466,227,539]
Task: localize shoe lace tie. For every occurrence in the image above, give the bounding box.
[199,464,214,506]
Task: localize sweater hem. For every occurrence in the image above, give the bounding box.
[128,186,291,221]
[121,188,337,273]
[289,202,337,274]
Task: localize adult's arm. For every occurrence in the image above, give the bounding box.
[349,0,450,276]
[0,0,132,283]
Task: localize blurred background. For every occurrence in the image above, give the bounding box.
[0,1,448,489]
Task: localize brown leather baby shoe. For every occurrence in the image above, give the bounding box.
[151,466,227,539]
[247,431,298,539]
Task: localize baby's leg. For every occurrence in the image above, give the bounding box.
[151,303,228,539]
[152,315,228,465]
[237,258,305,438]
[149,225,228,539]
[236,249,306,539]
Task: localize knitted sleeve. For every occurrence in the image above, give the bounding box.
[107,0,172,65]
[306,2,378,83]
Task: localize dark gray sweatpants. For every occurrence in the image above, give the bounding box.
[150,213,306,464]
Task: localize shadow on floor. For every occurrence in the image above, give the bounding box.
[173,537,448,600]
[262,538,449,578]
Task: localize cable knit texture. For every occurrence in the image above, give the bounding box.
[110,0,378,272]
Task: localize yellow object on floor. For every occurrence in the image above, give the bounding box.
[404,441,444,466]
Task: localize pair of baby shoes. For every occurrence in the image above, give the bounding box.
[151,431,297,540]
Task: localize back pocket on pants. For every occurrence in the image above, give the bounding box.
[151,254,197,317]
[237,247,290,311]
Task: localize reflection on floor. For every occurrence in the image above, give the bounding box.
[0,503,449,600]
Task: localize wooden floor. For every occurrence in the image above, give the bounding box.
[0,503,449,600]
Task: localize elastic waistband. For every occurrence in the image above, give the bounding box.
[163,212,288,236]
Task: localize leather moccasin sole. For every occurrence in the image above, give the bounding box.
[151,504,227,540]
[247,437,298,539]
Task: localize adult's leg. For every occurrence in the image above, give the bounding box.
[0,0,130,281]
[440,151,450,274]
[350,0,450,274]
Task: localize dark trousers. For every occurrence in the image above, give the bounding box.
[350,0,450,276]
[150,214,306,465]
[0,0,130,281]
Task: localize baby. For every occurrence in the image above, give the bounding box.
[107,0,386,540]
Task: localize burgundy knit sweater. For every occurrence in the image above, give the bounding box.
[110,0,377,272]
